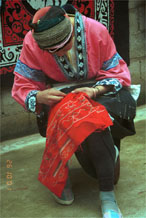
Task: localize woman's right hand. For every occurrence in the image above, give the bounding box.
[36,88,66,106]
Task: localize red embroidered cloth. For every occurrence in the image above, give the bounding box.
[38,93,113,197]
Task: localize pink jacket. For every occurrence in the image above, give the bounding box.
[12,15,131,110]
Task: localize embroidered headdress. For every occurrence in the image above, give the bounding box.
[30,6,72,50]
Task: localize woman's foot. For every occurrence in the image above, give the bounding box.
[52,177,74,205]
[100,191,123,218]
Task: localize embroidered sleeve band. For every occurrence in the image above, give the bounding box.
[93,78,122,95]
[14,59,46,82]
[101,53,122,71]
[25,90,39,113]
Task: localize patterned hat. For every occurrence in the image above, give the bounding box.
[31,6,72,49]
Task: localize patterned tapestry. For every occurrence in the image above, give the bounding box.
[0,0,129,75]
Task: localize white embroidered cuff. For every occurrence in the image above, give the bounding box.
[25,90,39,113]
[93,78,122,95]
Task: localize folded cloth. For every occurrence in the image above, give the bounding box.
[128,84,141,101]
[38,92,113,197]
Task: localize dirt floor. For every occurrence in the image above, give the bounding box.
[1,105,146,218]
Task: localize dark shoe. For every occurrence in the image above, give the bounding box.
[52,177,74,205]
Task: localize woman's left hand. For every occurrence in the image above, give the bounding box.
[72,87,95,98]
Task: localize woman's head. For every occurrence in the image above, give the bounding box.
[30,6,73,55]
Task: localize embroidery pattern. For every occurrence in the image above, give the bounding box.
[15,59,46,82]
[54,11,88,81]
[38,92,113,196]
[25,90,39,112]
[101,53,122,71]
[75,11,88,80]
[94,78,122,94]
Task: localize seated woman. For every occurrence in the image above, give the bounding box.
[12,5,136,218]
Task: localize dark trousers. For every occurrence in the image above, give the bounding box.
[74,88,136,191]
[75,128,116,191]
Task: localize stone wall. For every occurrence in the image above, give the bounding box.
[128,0,146,105]
[0,0,146,141]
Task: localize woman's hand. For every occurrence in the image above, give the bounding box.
[72,87,96,98]
[72,86,112,98]
[36,88,66,106]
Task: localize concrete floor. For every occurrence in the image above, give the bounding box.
[1,105,146,218]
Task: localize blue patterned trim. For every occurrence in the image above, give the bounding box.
[15,60,46,82]
[54,12,88,81]
[93,78,122,95]
[101,53,122,71]
[25,90,39,112]
[75,11,88,80]
[54,55,77,80]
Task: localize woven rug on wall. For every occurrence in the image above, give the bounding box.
[0,0,129,75]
